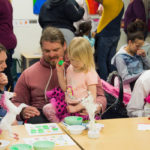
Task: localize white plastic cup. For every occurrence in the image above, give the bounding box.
[144,107,150,117]
[88,130,100,139]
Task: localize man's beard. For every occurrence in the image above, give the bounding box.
[50,61,56,66]
[45,56,58,66]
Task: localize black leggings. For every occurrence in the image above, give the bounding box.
[25,109,49,124]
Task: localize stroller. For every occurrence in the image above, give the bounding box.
[100,71,130,119]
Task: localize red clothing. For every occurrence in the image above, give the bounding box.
[12,57,106,119]
[0,0,17,50]
[12,58,59,109]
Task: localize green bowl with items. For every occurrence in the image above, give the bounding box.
[64,116,83,125]
[33,140,55,150]
[9,144,32,150]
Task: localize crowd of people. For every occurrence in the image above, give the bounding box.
[0,0,150,125]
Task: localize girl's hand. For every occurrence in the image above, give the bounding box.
[67,103,85,113]
[67,104,78,113]
[79,109,88,116]
[137,49,146,57]
[67,99,80,105]
[56,57,65,73]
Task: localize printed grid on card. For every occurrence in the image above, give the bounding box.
[25,123,63,136]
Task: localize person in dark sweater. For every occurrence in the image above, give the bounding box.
[38,0,84,45]
[0,0,17,92]
[123,0,146,34]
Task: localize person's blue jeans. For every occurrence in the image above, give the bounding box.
[95,34,120,80]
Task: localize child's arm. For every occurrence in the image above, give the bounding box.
[67,84,97,114]
[56,60,67,92]
[87,84,97,101]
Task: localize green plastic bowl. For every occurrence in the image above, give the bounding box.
[64,116,83,125]
[33,141,55,150]
[9,144,32,150]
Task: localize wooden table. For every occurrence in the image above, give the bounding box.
[1,118,150,150]
[0,125,80,150]
[61,117,150,150]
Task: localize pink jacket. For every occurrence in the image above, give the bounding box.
[12,57,106,119]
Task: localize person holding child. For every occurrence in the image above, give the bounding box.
[12,27,106,124]
[43,37,99,122]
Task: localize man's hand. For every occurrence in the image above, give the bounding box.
[21,106,40,120]
[67,103,85,113]
[137,49,146,57]
[0,73,8,90]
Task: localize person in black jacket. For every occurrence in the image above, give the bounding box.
[39,0,84,45]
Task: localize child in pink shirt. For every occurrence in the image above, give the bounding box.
[43,37,99,122]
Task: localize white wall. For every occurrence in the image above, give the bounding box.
[12,0,42,59]
[11,0,148,59]
[116,0,130,50]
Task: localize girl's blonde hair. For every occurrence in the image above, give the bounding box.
[68,37,95,73]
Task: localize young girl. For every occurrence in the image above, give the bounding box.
[76,21,96,53]
[112,31,150,94]
[43,37,99,122]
